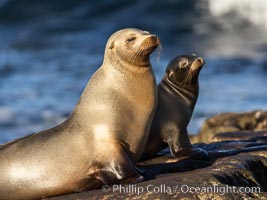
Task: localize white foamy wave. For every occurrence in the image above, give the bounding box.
[208,0,267,30]
[0,107,14,123]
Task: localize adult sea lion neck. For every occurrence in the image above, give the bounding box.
[103,56,152,76]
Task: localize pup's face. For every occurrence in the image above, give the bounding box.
[166,55,204,85]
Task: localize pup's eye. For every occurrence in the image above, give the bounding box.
[126,37,136,43]
[178,58,188,69]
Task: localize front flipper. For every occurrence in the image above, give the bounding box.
[166,129,192,157]
[166,132,208,159]
[96,141,144,186]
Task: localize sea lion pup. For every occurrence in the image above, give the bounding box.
[141,55,204,160]
[0,28,160,200]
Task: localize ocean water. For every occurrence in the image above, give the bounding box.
[0,0,267,143]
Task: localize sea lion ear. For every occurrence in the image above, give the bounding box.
[109,41,115,49]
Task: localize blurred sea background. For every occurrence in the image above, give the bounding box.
[0,0,267,143]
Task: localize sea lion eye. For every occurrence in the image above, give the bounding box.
[178,58,188,69]
[126,37,136,43]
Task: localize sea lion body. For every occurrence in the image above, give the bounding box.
[142,55,204,160]
[0,28,159,200]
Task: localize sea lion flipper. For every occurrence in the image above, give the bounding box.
[166,131,183,156]
[168,141,190,157]
[167,130,193,157]
[119,174,144,184]
[167,138,179,156]
[95,170,116,185]
[97,142,144,185]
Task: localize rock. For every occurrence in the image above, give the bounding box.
[209,130,267,143]
[196,110,267,143]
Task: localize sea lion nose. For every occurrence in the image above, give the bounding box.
[150,35,160,45]
[197,57,204,65]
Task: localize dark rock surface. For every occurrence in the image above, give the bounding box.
[48,110,267,199]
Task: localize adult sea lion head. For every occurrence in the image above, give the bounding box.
[165,55,204,85]
[104,28,160,69]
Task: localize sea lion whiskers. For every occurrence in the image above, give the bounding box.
[155,44,163,63]
[131,35,160,67]
[180,57,203,85]
[180,69,197,85]
[131,48,143,65]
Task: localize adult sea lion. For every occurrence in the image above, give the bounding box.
[141,55,204,160]
[0,28,160,200]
